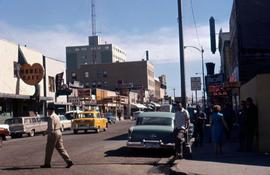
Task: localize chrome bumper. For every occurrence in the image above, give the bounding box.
[127,139,175,149]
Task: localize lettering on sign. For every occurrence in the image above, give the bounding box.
[19,63,44,85]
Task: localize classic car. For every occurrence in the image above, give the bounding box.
[71,111,108,134]
[0,124,10,141]
[5,117,47,138]
[59,115,71,131]
[64,110,83,120]
[127,112,175,149]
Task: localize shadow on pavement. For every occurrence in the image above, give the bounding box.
[105,146,174,158]
[105,133,128,141]
[189,126,270,167]
[1,165,65,171]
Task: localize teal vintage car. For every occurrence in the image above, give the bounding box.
[127,112,175,149]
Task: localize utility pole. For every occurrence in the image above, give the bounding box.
[91,0,96,36]
[177,0,186,108]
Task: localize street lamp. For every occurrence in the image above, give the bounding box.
[184,46,206,109]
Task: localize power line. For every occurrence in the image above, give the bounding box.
[190,0,201,47]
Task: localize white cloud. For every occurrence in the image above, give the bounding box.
[0,20,229,64]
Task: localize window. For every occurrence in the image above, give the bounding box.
[75,48,80,52]
[81,47,87,51]
[105,46,110,50]
[103,71,107,78]
[85,72,89,78]
[48,76,55,92]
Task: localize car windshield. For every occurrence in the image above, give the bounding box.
[136,117,172,126]
[82,113,96,118]
[5,118,23,124]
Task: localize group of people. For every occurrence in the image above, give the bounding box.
[173,97,258,158]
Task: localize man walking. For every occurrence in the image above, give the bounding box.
[194,105,207,146]
[173,103,190,159]
[245,97,258,151]
[41,103,73,168]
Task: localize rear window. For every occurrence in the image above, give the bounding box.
[136,117,172,126]
[5,118,23,124]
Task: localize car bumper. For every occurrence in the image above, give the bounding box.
[127,140,175,149]
[72,126,97,130]
[10,130,25,135]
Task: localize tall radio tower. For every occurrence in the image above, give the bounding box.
[91,0,96,36]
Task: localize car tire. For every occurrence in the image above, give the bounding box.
[96,128,100,133]
[28,130,35,137]
[73,129,78,134]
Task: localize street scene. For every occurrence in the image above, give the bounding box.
[1,0,270,175]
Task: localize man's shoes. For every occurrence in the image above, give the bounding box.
[175,153,184,160]
[66,161,74,168]
[40,164,51,168]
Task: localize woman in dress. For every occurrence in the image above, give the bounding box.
[211,105,228,155]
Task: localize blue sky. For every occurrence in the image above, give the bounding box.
[0,0,233,97]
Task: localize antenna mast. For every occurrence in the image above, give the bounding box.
[91,0,96,36]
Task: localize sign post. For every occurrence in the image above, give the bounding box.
[191,77,201,104]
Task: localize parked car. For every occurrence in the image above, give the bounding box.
[64,110,83,120]
[127,112,175,149]
[59,115,71,131]
[5,117,47,138]
[105,112,117,124]
[71,111,108,134]
[0,124,10,141]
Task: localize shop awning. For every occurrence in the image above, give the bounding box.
[131,103,147,109]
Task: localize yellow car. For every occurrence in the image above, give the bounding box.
[71,111,108,134]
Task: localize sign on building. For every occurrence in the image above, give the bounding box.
[191,77,201,91]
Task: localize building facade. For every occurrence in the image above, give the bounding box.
[229,0,270,84]
[66,36,127,72]
[0,39,67,120]
[67,60,155,99]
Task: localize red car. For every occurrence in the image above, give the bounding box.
[0,126,10,141]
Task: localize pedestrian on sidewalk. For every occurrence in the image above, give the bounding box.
[222,103,234,140]
[40,103,73,168]
[238,100,247,151]
[210,105,228,155]
[245,97,258,151]
[173,103,190,159]
[194,105,207,146]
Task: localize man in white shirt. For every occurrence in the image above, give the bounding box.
[174,103,190,159]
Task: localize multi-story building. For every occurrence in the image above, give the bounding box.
[229,0,270,83]
[218,30,232,81]
[67,60,155,101]
[66,36,127,72]
[0,39,68,120]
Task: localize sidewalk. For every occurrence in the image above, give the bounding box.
[170,132,270,175]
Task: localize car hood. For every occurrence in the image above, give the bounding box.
[0,124,9,130]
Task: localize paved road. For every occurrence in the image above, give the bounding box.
[0,120,173,175]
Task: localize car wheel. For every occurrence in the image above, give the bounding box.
[28,130,35,137]
[96,128,100,133]
[73,129,78,134]
[84,130,88,133]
